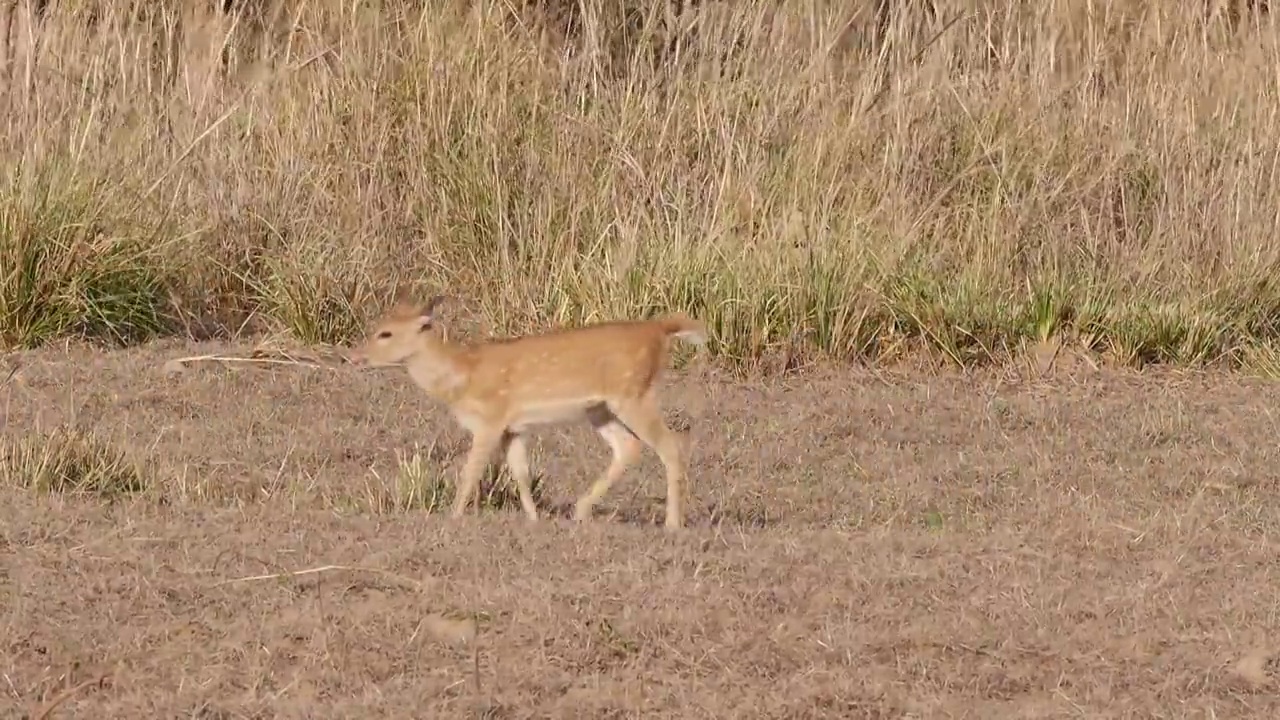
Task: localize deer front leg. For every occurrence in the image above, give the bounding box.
[451,429,504,519]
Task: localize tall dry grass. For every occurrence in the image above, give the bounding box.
[1,0,1279,372]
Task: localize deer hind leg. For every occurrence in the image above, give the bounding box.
[574,403,643,523]
[501,430,539,522]
[605,391,688,531]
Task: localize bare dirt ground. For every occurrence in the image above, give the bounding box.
[2,340,1280,718]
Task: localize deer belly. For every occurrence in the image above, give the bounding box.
[508,399,595,430]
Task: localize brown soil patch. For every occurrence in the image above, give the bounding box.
[2,341,1280,718]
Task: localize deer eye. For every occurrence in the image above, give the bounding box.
[376,330,392,340]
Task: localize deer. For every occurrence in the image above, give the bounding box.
[348,295,708,531]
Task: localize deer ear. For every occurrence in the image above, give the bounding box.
[387,298,419,320]
[417,315,434,333]
[422,294,449,320]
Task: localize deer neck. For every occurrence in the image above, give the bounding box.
[404,339,472,402]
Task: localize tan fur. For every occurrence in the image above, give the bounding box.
[349,295,708,531]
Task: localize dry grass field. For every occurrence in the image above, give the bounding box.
[4,343,1280,717]
[4,0,1280,717]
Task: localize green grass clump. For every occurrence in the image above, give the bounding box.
[3,0,1280,373]
[0,428,149,498]
[0,173,172,348]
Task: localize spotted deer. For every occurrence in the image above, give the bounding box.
[349,296,708,531]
